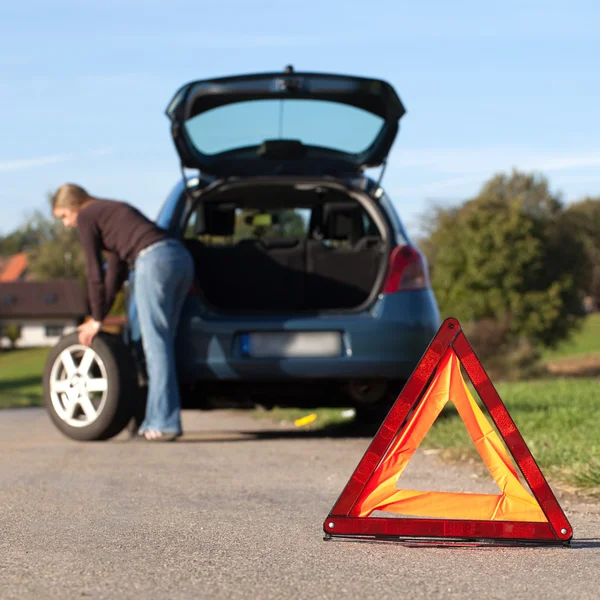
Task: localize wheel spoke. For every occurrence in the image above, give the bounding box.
[78,349,96,377]
[78,394,97,420]
[86,378,107,393]
[51,380,71,394]
[64,396,78,419]
[59,350,77,378]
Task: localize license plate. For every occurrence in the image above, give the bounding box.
[243,331,342,358]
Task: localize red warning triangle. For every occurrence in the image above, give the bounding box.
[323,318,573,546]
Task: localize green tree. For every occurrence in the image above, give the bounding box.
[0,211,53,257]
[422,171,590,355]
[21,195,87,283]
[2,325,22,350]
[276,209,306,238]
[564,197,600,304]
[27,224,87,283]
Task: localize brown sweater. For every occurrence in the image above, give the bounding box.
[76,199,168,321]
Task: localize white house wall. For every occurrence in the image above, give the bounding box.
[0,319,77,348]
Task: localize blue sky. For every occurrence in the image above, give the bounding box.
[1,0,599,238]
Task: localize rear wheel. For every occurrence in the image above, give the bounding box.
[352,380,406,426]
[43,333,137,441]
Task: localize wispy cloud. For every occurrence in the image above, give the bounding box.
[186,33,361,48]
[74,73,161,86]
[389,148,600,198]
[86,146,116,158]
[0,153,74,173]
[528,154,600,172]
[392,148,600,175]
[113,32,366,49]
[0,147,115,174]
[391,175,486,198]
[0,55,31,66]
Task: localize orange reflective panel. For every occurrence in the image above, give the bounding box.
[350,349,548,523]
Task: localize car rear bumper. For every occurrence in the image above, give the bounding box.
[174,290,440,382]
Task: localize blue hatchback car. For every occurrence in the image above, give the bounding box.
[44,67,440,441]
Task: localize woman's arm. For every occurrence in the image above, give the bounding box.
[77,214,107,323]
[104,253,129,314]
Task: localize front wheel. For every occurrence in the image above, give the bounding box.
[43,333,137,441]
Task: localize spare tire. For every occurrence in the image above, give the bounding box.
[43,332,138,441]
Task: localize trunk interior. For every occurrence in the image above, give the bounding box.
[182,181,391,313]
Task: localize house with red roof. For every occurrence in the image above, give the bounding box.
[0,252,29,282]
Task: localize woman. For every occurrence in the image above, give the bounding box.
[52,183,194,442]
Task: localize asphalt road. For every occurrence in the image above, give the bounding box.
[1,408,598,600]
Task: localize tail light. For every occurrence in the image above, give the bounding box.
[383,245,430,293]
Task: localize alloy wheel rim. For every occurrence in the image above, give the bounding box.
[49,345,109,427]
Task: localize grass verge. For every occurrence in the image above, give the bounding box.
[266,377,600,493]
[543,313,600,360]
[425,377,600,492]
[0,347,48,408]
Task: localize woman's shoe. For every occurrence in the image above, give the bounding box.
[134,430,181,442]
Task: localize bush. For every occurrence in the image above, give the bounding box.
[462,319,542,380]
[564,197,600,306]
[422,171,591,374]
[2,324,22,349]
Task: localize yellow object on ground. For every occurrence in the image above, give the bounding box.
[294,413,318,427]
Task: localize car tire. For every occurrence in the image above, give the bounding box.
[354,381,406,426]
[43,332,138,441]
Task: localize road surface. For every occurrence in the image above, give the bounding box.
[0,408,598,599]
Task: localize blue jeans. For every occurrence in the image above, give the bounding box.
[134,239,194,435]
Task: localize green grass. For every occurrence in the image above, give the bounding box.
[268,377,600,492]
[543,313,600,360]
[0,347,49,408]
[423,377,600,490]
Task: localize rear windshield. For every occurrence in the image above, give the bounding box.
[184,99,385,156]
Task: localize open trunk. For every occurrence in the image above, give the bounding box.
[182,180,392,313]
[166,68,405,177]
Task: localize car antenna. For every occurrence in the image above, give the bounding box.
[278,66,293,138]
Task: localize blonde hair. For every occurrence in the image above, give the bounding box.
[52,183,94,210]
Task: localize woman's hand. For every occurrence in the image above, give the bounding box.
[77,320,100,347]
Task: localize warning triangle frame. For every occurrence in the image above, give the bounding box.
[323,318,573,546]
